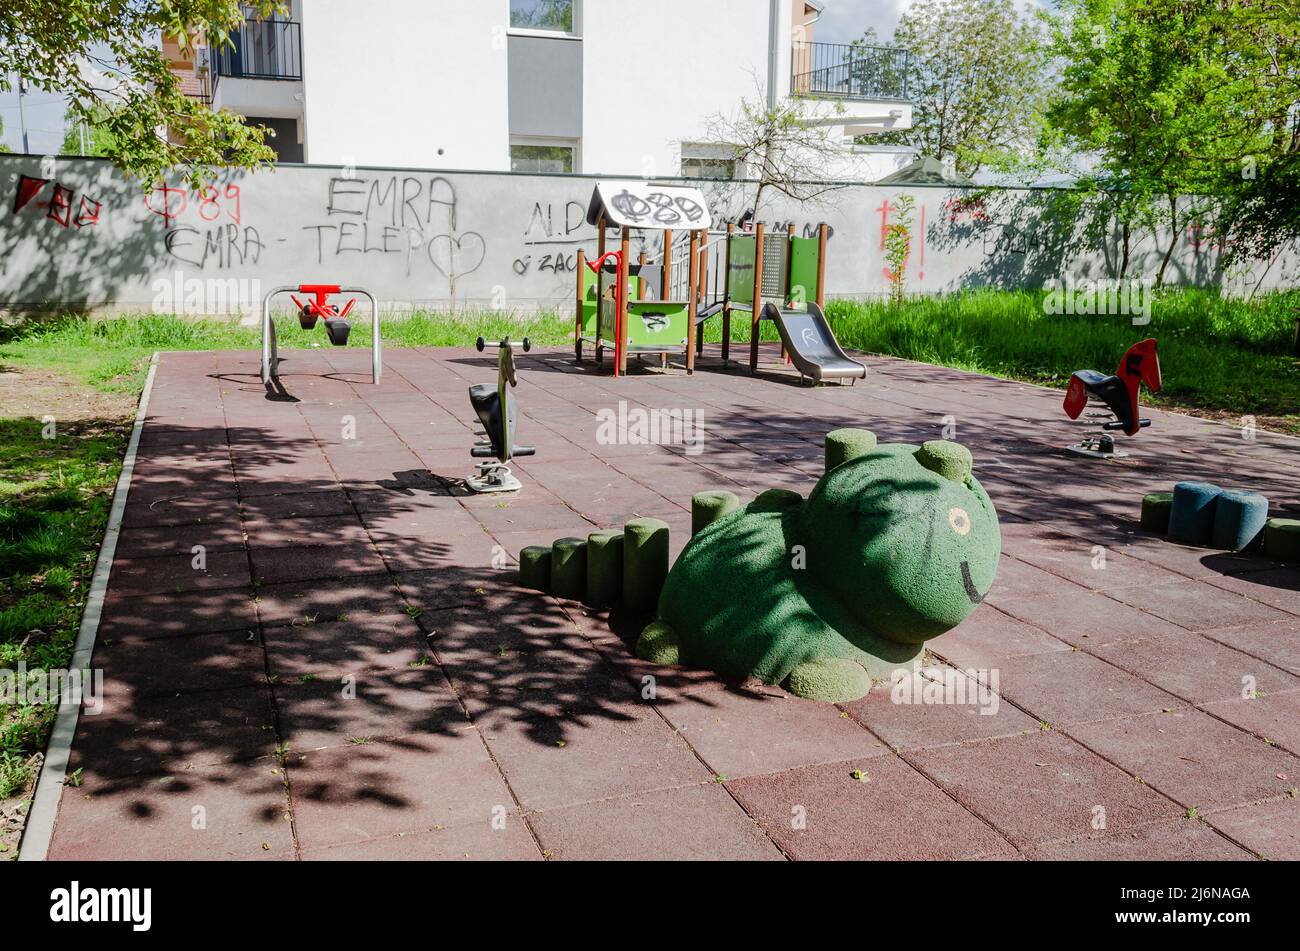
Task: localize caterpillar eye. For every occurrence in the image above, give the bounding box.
[948,507,971,536]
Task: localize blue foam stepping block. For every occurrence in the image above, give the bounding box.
[1168,481,1223,545]
[1211,489,1269,551]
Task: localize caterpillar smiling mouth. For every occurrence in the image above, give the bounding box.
[961,561,986,605]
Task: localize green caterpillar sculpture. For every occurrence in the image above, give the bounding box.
[637,432,1001,702]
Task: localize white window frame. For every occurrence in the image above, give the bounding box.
[680,142,741,180]
[508,0,582,39]
[510,136,581,174]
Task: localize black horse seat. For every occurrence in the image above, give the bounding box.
[468,383,535,461]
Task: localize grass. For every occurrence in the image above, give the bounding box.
[0,288,1295,850]
[823,289,1300,431]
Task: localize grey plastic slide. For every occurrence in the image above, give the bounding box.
[760,301,867,384]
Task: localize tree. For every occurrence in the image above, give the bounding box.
[61,105,117,156]
[855,0,1048,175]
[704,86,848,220]
[0,116,9,154]
[1044,0,1282,288]
[1,1,284,185]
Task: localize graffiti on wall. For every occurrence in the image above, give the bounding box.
[12,174,102,229]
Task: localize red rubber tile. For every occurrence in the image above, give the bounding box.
[274,667,468,753]
[1108,580,1291,632]
[727,756,1016,860]
[253,573,407,628]
[1206,797,1300,860]
[250,540,388,586]
[1025,818,1252,860]
[108,548,251,595]
[240,488,356,522]
[244,513,369,549]
[98,586,257,639]
[992,584,1186,648]
[299,820,542,860]
[264,612,428,682]
[1201,690,1300,755]
[929,605,1071,669]
[530,782,784,860]
[93,628,266,698]
[907,731,1182,848]
[287,734,515,851]
[846,668,1040,750]
[1200,620,1300,676]
[993,648,1185,726]
[1091,629,1300,705]
[47,761,293,861]
[1068,709,1300,811]
[1204,567,1300,618]
[70,685,278,780]
[114,520,246,558]
[657,685,887,780]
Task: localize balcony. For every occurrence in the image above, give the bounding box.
[215,18,302,82]
[791,42,910,103]
[211,18,304,121]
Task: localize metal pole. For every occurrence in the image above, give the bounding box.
[17,78,31,154]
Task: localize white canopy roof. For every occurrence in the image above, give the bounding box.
[585,180,712,231]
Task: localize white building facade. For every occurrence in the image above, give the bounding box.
[187,0,914,181]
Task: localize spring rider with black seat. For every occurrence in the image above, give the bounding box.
[467,336,535,493]
[1063,338,1161,458]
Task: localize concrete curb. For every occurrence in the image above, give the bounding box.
[18,352,160,862]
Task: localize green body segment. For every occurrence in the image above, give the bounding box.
[648,439,1002,701]
[519,546,552,591]
[586,529,625,607]
[623,517,670,612]
[549,537,588,600]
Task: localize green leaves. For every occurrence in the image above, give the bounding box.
[2,1,286,186]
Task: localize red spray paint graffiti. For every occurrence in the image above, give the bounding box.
[12,174,102,229]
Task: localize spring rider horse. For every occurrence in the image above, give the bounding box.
[1063,338,1161,458]
[466,336,535,493]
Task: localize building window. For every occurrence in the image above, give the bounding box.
[510,0,575,33]
[681,157,736,180]
[511,142,576,173]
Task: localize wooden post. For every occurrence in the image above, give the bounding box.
[750,222,765,375]
[637,252,647,300]
[575,247,585,362]
[662,228,673,299]
[782,223,795,363]
[816,223,828,308]
[722,222,735,364]
[686,229,699,374]
[617,226,631,377]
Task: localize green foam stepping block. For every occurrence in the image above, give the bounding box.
[623,517,670,613]
[518,546,552,591]
[1264,518,1300,562]
[586,529,624,607]
[1140,492,1174,534]
[825,428,878,472]
[692,491,740,536]
[1211,490,1269,552]
[550,537,587,600]
[915,440,973,484]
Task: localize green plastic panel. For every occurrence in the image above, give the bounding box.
[728,236,756,305]
[789,236,821,304]
[625,301,690,349]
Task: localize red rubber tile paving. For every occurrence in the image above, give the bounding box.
[846,668,1041,750]
[656,685,889,780]
[1090,630,1300,706]
[1108,580,1293,632]
[1067,709,1300,811]
[108,548,251,595]
[47,761,294,861]
[727,756,1018,860]
[1200,691,1300,755]
[69,685,278,780]
[287,734,516,852]
[1205,798,1300,860]
[529,783,784,860]
[299,821,542,860]
[47,347,1300,859]
[991,648,1186,726]
[906,731,1184,848]
[1024,818,1253,861]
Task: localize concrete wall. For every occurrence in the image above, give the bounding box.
[2,156,1296,316]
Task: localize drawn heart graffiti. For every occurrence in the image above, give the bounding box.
[428,232,486,282]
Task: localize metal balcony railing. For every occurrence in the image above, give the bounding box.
[214,18,302,83]
[791,41,910,102]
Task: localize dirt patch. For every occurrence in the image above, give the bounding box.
[0,770,37,860]
[0,366,137,424]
